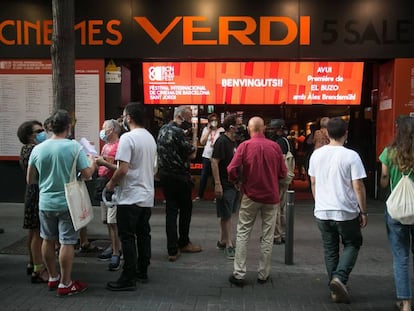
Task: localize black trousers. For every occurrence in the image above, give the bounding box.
[161,176,193,255]
[116,204,151,280]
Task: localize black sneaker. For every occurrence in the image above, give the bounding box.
[228,274,245,287]
[106,275,136,291]
[97,247,112,261]
[216,241,226,250]
[136,272,149,283]
[257,276,270,284]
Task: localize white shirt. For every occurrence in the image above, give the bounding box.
[115,128,157,207]
[201,126,224,159]
[308,145,366,221]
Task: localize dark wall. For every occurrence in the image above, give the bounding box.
[0,161,26,202]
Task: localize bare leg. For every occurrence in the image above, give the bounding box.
[27,229,34,265]
[402,300,411,311]
[221,218,233,247]
[31,229,48,280]
[42,239,58,278]
[59,244,74,285]
[79,227,88,248]
[31,229,43,266]
[108,223,121,256]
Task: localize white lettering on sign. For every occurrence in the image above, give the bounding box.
[317,66,332,73]
[221,78,283,87]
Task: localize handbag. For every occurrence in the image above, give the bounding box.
[279,137,295,185]
[386,170,414,224]
[64,143,94,231]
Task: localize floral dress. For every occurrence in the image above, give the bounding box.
[20,144,40,229]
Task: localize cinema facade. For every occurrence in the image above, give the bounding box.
[0,0,413,201]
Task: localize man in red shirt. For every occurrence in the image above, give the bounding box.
[227,116,287,286]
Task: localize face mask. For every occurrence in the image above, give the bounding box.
[99,129,108,142]
[123,118,129,132]
[210,121,218,128]
[180,120,192,131]
[35,131,47,144]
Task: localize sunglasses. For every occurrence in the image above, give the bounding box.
[33,129,45,134]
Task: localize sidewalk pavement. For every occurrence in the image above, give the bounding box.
[0,198,397,311]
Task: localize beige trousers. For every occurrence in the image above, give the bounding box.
[274,182,289,240]
[233,195,278,280]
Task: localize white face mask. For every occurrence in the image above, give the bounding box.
[210,121,218,128]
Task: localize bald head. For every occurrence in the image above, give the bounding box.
[248,117,265,134]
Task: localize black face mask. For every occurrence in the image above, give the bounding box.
[180,120,192,131]
[235,125,245,137]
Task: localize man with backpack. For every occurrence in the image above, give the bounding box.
[268,119,295,245]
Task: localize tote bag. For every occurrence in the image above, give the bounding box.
[64,143,94,231]
[279,137,295,185]
[386,171,414,225]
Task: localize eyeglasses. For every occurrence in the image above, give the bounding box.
[33,129,45,134]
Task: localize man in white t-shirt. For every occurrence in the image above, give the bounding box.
[308,117,368,304]
[105,102,157,291]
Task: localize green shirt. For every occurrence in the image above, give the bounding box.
[379,147,414,190]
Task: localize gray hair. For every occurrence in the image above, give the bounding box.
[174,105,191,119]
[104,119,121,135]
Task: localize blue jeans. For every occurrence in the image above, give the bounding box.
[386,210,414,299]
[39,210,78,245]
[316,217,363,285]
[198,157,212,198]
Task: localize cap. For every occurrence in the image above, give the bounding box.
[269,119,285,129]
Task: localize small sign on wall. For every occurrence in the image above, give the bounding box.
[105,59,121,83]
[105,70,121,83]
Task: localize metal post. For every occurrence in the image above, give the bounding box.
[285,190,295,265]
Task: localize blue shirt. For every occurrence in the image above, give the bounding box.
[28,139,90,211]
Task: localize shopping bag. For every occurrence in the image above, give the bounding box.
[386,172,414,225]
[64,143,94,231]
[279,137,295,185]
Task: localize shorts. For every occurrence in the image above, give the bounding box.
[39,210,79,245]
[216,187,240,220]
[100,201,117,224]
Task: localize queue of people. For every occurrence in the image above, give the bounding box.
[17,107,414,309]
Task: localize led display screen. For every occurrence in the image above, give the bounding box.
[142,61,364,105]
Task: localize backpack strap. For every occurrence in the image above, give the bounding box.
[282,137,291,153]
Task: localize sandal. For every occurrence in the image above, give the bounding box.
[31,269,48,284]
[26,263,34,275]
[79,242,102,253]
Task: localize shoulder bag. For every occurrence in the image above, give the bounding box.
[64,142,94,231]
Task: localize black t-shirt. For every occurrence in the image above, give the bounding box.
[212,134,237,190]
[275,136,289,155]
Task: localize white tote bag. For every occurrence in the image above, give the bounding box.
[64,143,94,231]
[386,171,414,225]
